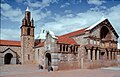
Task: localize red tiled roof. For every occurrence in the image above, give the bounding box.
[57,28,87,45]
[60,28,87,37]
[0,40,21,46]
[57,36,77,44]
[36,42,44,47]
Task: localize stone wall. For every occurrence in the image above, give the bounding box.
[58,61,80,70]
[57,52,79,70]
[90,26,100,38]
[21,36,34,64]
[34,47,44,65]
[0,46,21,65]
[84,60,118,69]
[72,34,88,45]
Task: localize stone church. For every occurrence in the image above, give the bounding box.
[0,7,120,71]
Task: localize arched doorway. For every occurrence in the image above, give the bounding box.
[45,53,51,68]
[4,53,13,64]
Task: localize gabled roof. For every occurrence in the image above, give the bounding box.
[0,40,21,47]
[105,19,119,38]
[86,17,107,30]
[86,18,119,38]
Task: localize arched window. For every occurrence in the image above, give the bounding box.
[100,26,110,39]
[27,28,30,35]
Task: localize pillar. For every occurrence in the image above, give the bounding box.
[93,49,96,60]
[61,44,63,52]
[112,51,114,60]
[88,49,91,60]
[74,46,76,53]
[113,51,114,60]
[109,51,111,60]
[64,45,66,52]
[115,51,117,60]
[58,44,61,52]
[97,50,100,60]
[114,51,116,60]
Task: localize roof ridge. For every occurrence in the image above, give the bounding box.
[86,17,107,30]
[59,27,88,37]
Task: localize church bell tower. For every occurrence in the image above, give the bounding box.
[20,7,35,64]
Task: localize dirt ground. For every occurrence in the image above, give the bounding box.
[1,68,120,77]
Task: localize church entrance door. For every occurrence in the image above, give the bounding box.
[45,53,51,68]
[4,53,13,64]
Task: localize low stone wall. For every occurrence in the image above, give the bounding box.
[84,60,119,69]
[58,61,80,70]
[117,55,120,65]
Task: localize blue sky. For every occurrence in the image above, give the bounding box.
[1,0,120,48]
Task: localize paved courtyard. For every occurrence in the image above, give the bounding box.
[0,65,120,77]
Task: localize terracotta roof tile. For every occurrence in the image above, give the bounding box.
[57,36,77,44]
[57,28,87,45]
[36,42,44,47]
[0,40,21,46]
[60,28,87,37]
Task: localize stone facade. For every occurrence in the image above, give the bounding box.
[35,18,120,70]
[0,45,21,65]
[0,8,120,71]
